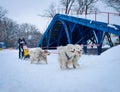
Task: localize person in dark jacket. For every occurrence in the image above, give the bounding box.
[18,37,26,59]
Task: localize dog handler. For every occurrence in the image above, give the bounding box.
[18,37,26,59]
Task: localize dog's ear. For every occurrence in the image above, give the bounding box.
[75,44,83,50]
[66,44,75,52]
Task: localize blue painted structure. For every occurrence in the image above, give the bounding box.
[38,14,120,55]
[0,42,6,49]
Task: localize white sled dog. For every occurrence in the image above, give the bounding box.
[57,44,82,69]
[72,44,82,68]
[57,44,75,69]
[29,47,50,64]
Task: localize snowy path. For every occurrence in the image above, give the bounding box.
[0,46,120,92]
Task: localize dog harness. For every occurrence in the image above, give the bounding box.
[65,52,73,60]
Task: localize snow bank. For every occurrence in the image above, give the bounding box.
[100,45,120,61]
[0,45,120,92]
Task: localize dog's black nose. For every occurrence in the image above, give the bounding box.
[73,49,75,52]
[71,49,75,53]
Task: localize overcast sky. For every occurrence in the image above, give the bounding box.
[0,0,118,33]
[0,0,58,32]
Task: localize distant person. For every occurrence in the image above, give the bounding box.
[18,37,26,59]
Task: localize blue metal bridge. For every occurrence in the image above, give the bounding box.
[38,14,120,55]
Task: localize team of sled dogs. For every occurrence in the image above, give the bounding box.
[29,44,82,69]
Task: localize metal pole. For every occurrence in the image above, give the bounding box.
[95,11,96,21]
[108,12,110,24]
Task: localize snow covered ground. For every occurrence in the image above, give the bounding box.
[0,45,120,92]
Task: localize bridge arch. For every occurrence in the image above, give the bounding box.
[38,18,71,49]
[38,14,120,54]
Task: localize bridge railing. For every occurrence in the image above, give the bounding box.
[55,8,120,25]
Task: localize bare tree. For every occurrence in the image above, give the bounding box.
[40,0,75,17]
[39,3,56,18]
[73,0,98,15]
[45,3,56,18]
[60,0,75,14]
[0,6,8,20]
[1,18,19,47]
[19,23,42,47]
[74,0,85,14]
[102,0,120,12]
[0,6,8,42]
[0,6,42,48]
[83,0,98,14]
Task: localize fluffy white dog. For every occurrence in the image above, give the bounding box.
[57,44,82,69]
[72,44,82,68]
[29,47,50,64]
[57,44,76,69]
